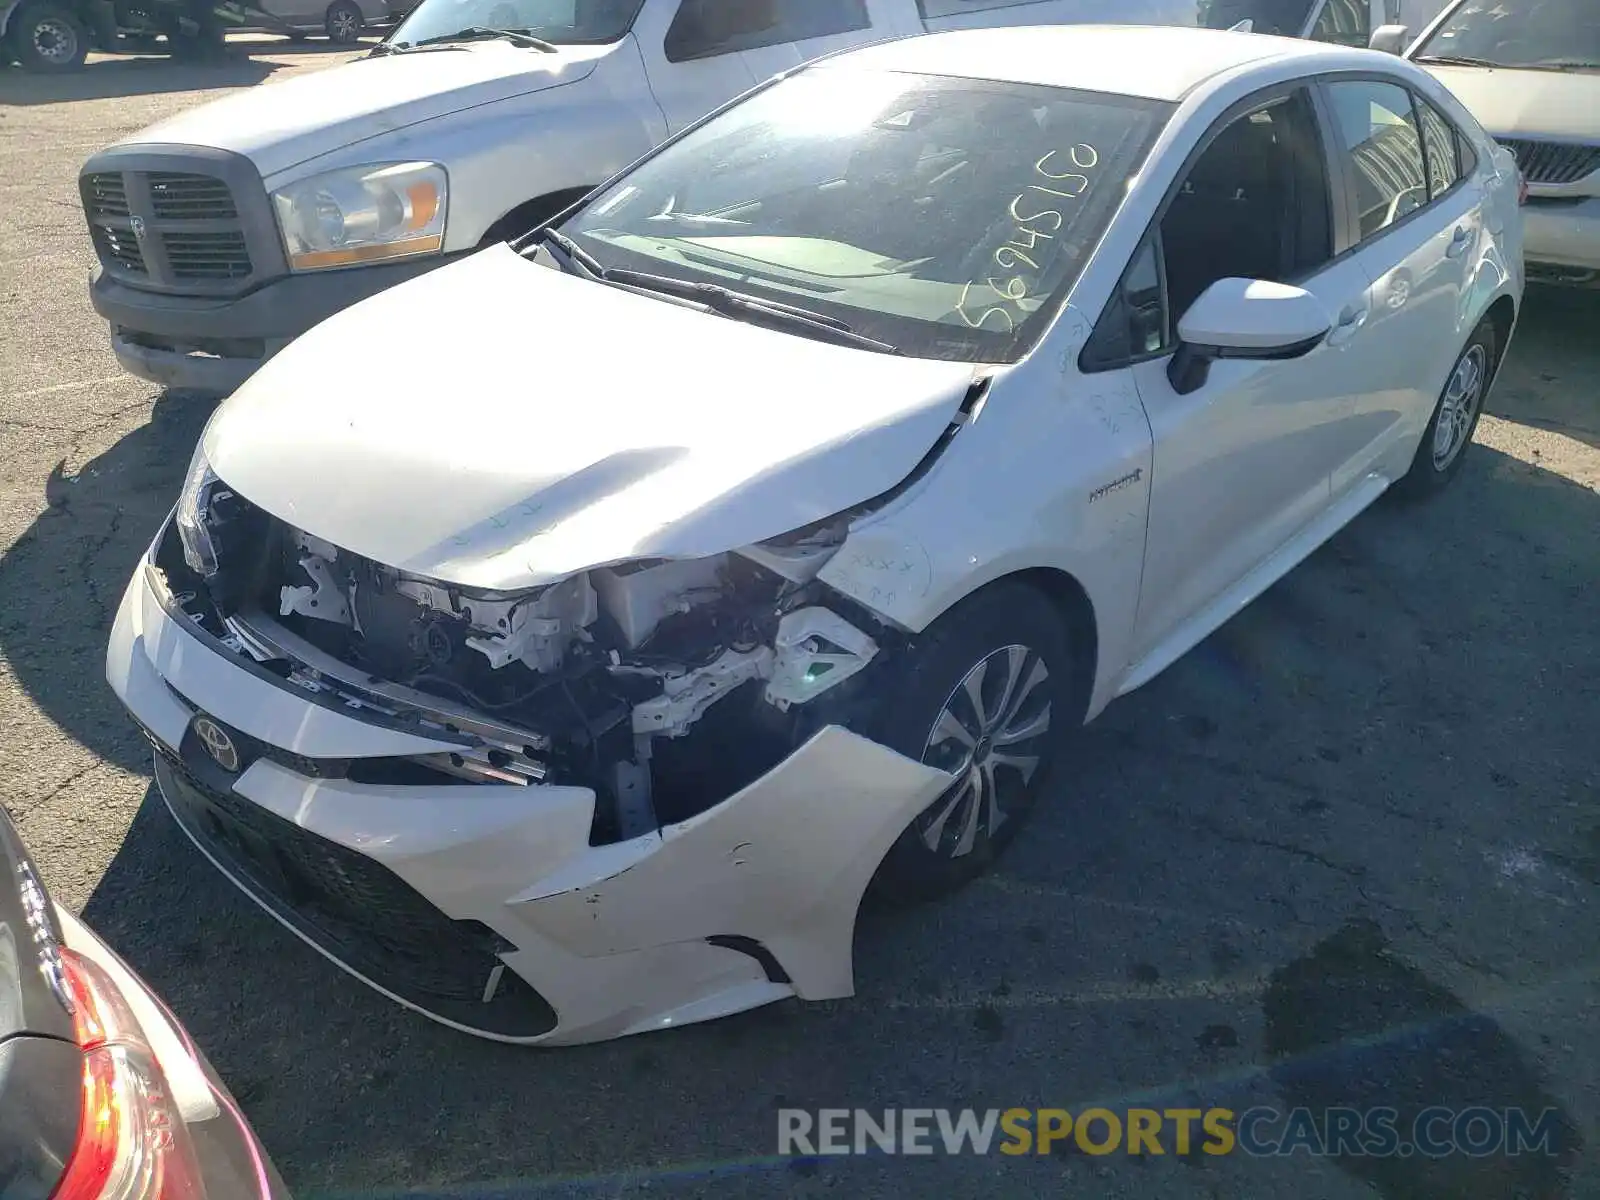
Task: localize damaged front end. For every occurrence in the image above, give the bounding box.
[161,454,928,846]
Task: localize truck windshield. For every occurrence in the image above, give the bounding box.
[392,0,645,47]
[555,67,1171,364]
[1413,0,1600,71]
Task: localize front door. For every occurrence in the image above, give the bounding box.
[1118,90,1373,661]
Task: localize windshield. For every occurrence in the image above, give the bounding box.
[1413,0,1600,70]
[392,0,644,47]
[556,69,1169,363]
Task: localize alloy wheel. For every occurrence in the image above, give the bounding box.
[1432,343,1487,471]
[917,644,1051,859]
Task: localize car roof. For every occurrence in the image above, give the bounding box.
[815,24,1358,103]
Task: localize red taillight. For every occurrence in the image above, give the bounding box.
[50,950,205,1200]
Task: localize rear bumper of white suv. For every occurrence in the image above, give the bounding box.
[1522,196,1600,284]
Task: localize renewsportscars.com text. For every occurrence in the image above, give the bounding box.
[777,1106,1568,1158]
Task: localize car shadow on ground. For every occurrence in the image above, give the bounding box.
[1491,286,1600,453]
[57,422,1595,1200]
[0,37,376,105]
[0,389,215,775]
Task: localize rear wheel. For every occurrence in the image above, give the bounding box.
[325,0,361,42]
[867,582,1074,903]
[9,2,90,72]
[1393,318,1497,501]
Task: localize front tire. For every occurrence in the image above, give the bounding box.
[868,582,1074,903]
[1393,319,1497,501]
[9,2,90,72]
[325,0,362,42]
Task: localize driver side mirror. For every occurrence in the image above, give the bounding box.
[1369,24,1410,54]
[1167,278,1332,396]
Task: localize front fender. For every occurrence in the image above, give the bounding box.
[818,351,1154,721]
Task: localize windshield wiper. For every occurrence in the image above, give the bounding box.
[412,26,558,51]
[604,269,901,354]
[1412,53,1503,67]
[1521,59,1600,72]
[535,227,606,277]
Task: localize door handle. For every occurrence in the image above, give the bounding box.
[1446,226,1472,258]
[1326,303,1369,346]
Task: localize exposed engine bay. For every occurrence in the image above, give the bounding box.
[158,491,902,842]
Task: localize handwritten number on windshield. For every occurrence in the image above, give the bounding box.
[956,142,1100,333]
[956,281,1016,332]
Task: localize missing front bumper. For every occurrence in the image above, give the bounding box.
[111,552,956,1044]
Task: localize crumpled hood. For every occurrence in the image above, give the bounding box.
[114,42,606,178]
[205,245,979,592]
[1419,65,1600,144]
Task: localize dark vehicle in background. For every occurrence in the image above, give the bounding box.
[0,0,380,72]
[0,803,288,1200]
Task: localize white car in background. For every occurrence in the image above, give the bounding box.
[1400,0,1600,286]
[107,25,1522,1045]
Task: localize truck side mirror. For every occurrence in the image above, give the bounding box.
[1369,24,1410,54]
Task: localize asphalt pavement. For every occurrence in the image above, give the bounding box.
[0,40,1596,1200]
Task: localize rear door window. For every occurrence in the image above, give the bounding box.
[666,0,870,61]
[1415,95,1464,199]
[1325,80,1430,243]
[1199,0,1317,36]
[1308,0,1371,46]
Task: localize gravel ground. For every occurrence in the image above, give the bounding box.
[1,41,1596,1200]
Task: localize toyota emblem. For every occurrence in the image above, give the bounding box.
[129,215,146,239]
[193,716,240,773]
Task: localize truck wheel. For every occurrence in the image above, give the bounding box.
[325,0,361,42]
[9,2,90,71]
[168,24,226,61]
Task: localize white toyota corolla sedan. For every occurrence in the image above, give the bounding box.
[106,24,1524,1045]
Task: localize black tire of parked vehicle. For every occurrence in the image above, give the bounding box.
[866,581,1074,904]
[325,0,361,42]
[7,2,90,72]
[159,6,226,63]
[1392,318,1499,501]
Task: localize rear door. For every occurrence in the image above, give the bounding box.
[1320,76,1481,496]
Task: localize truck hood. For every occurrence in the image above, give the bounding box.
[1418,65,1600,143]
[115,41,608,178]
[205,245,979,592]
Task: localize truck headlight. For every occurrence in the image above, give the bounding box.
[175,442,220,578]
[271,162,448,272]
